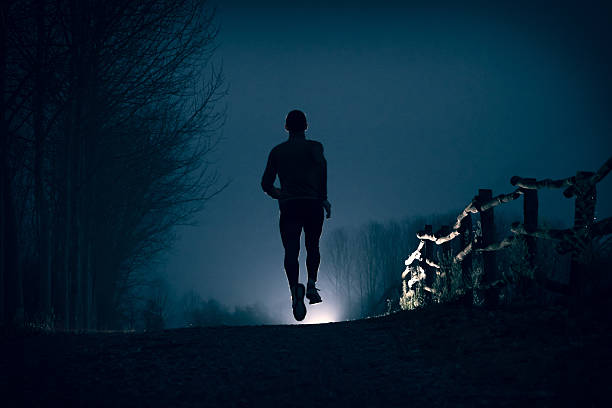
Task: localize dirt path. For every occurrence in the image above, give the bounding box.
[3,303,610,407]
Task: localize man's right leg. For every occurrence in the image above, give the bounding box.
[279,206,301,288]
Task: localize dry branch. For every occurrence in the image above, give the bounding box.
[401,266,410,280]
[475,235,516,252]
[512,156,609,198]
[510,175,575,190]
[478,189,524,212]
[402,259,424,280]
[510,218,612,255]
[565,156,612,198]
[564,171,594,198]
[404,265,426,288]
[402,254,439,279]
[454,242,473,262]
[591,155,612,185]
[511,223,573,242]
[404,240,424,267]
[450,188,524,230]
[416,229,460,245]
[453,201,478,230]
[424,258,441,269]
[592,216,612,237]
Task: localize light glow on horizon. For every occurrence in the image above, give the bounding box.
[301,302,342,325]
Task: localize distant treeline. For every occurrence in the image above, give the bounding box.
[130,282,275,330]
[1,0,225,329]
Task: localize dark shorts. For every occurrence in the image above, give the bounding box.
[279,199,324,243]
[278,199,324,286]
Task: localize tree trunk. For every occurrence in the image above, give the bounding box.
[34,0,52,322]
[0,0,7,325]
[3,170,22,325]
[0,3,22,323]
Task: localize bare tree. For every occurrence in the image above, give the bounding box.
[1,0,226,329]
[324,217,432,318]
[323,227,356,318]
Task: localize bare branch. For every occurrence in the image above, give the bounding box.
[416,229,460,245]
[454,242,473,262]
[510,175,575,190]
[453,200,478,230]
[591,155,612,185]
[475,235,516,252]
[403,240,424,268]
[478,188,524,212]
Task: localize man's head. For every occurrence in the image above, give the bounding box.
[285,110,307,133]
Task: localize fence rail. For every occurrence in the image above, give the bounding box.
[401,155,612,306]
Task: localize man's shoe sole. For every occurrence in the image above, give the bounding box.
[306,287,322,305]
[306,296,322,305]
[293,284,307,321]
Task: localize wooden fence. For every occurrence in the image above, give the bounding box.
[401,155,612,306]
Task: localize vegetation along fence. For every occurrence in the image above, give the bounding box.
[400,155,612,308]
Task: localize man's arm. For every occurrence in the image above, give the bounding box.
[321,150,327,201]
[261,150,281,199]
[317,143,331,218]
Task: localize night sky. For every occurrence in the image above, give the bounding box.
[164,0,612,323]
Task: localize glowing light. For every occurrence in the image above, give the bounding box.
[301,302,341,324]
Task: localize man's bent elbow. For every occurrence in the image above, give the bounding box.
[261,183,279,199]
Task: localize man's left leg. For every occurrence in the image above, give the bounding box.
[280,201,307,320]
[304,201,324,304]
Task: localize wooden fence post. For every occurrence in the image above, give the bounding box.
[478,189,497,306]
[522,180,539,295]
[458,213,473,304]
[440,225,452,296]
[421,224,434,304]
[522,179,538,269]
[570,171,597,302]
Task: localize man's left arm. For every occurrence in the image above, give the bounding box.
[317,143,331,218]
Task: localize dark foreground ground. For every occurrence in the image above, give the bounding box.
[1,302,611,407]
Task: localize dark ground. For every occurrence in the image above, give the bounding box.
[2,302,611,407]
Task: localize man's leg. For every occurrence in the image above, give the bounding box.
[280,201,308,320]
[279,203,302,289]
[304,201,324,290]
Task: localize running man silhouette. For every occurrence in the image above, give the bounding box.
[261,110,331,321]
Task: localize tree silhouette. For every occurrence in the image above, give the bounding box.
[1,0,226,329]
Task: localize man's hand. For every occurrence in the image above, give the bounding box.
[271,187,282,199]
[322,200,331,219]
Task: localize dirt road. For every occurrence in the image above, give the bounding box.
[2,303,610,407]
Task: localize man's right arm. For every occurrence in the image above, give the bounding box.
[261,149,281,199]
